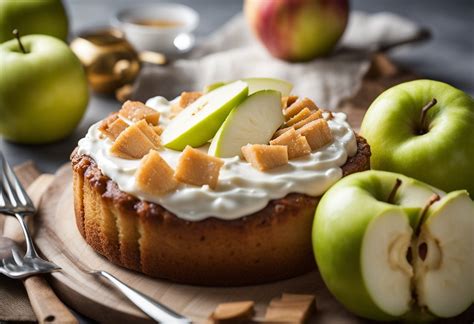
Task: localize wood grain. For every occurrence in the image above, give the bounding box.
[24,276,78,324]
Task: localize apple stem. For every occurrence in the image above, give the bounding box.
[12,29,27,54]
[415,194,441,235]
[418,98,437,135]
[387,178,402,204]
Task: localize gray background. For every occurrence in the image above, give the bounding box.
[1,0,474,172]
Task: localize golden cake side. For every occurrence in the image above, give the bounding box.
[71,136,370,286]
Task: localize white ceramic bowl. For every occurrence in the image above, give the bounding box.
[113,3,199,55]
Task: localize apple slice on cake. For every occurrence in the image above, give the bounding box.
[209,90,284,158]
[162,80,248,150]
[203,78,293,96]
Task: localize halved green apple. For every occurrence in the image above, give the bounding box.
[243,77,293,96]
[209,90,283,157]
[162,81,248,150]
[413,190,474,318]
[313,170,474,321]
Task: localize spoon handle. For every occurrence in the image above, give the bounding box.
[24,276,78,324]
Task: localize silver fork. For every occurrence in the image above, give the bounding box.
[0,152,60,277]
[0,152,191,324]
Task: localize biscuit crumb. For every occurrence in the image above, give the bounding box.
[119,100,160,125]
[210,300,255,323]
[296,119,333,151]
[265,293,316,323]
[284,97,318,119]
[270,128,311,159]
[241,144,288,171]
[98,113,129,141]
[179,91,203,108]
[281,95,299,109]
[285,107,312,127]
[175,146,224,189]
[110,120,160,159]
[135,150,178,195]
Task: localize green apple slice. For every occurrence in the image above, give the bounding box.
[203,81,227,93]
[414,190,474,318]
[243,77,293,96]
[202,78,293,96]
[162,80,248,150]
[208,90,283,157]
[361,209,413,316]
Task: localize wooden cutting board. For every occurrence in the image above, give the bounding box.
[34,164,365,324]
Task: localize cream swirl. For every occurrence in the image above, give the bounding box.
[77,96,357,221]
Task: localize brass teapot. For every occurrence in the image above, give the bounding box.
[71,28,165,94]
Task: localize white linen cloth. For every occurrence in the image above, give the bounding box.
[133,11,426,109]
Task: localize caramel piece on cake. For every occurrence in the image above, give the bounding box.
[274,110,324,139]
[98,113,129,141]
[119,100,160,125]
[210,301,255,323]
[284,97,318,119]
[175,146,224,189]
[273,126,292,139]
[281,95,299,108]
[265,293,316,323]
[285,107,312,127]
[292,110,323,130]
[179,91,203,108]
[241,144,288,171]
[110,120,160,159]
[270,128,311,159]
[153,125,163,135]
[296,119,333,151]
[135,150,178,195]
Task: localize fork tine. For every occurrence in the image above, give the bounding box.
[0,152,33,208]
[0,156,8,208]
[0,153,17,208]
[11,247,24,266]
[0,180,6,207]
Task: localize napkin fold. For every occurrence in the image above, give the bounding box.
[133,11,428,109]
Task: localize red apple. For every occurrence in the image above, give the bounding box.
[244,0,349,62]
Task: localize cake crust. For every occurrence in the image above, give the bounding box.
[71,135,370,286]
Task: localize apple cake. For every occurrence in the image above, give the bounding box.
[71,80,370,285]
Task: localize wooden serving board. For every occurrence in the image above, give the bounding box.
[35,164,365,324]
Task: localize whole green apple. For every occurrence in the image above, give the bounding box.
[361,79,474,198]
[313,170,473,321]
[0,33,89,144]
[0,0,68,43]
[244,0,349,61]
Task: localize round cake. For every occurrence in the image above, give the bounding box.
[71,83,371,286]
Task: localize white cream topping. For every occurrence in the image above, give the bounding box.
[77,96,357,221]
